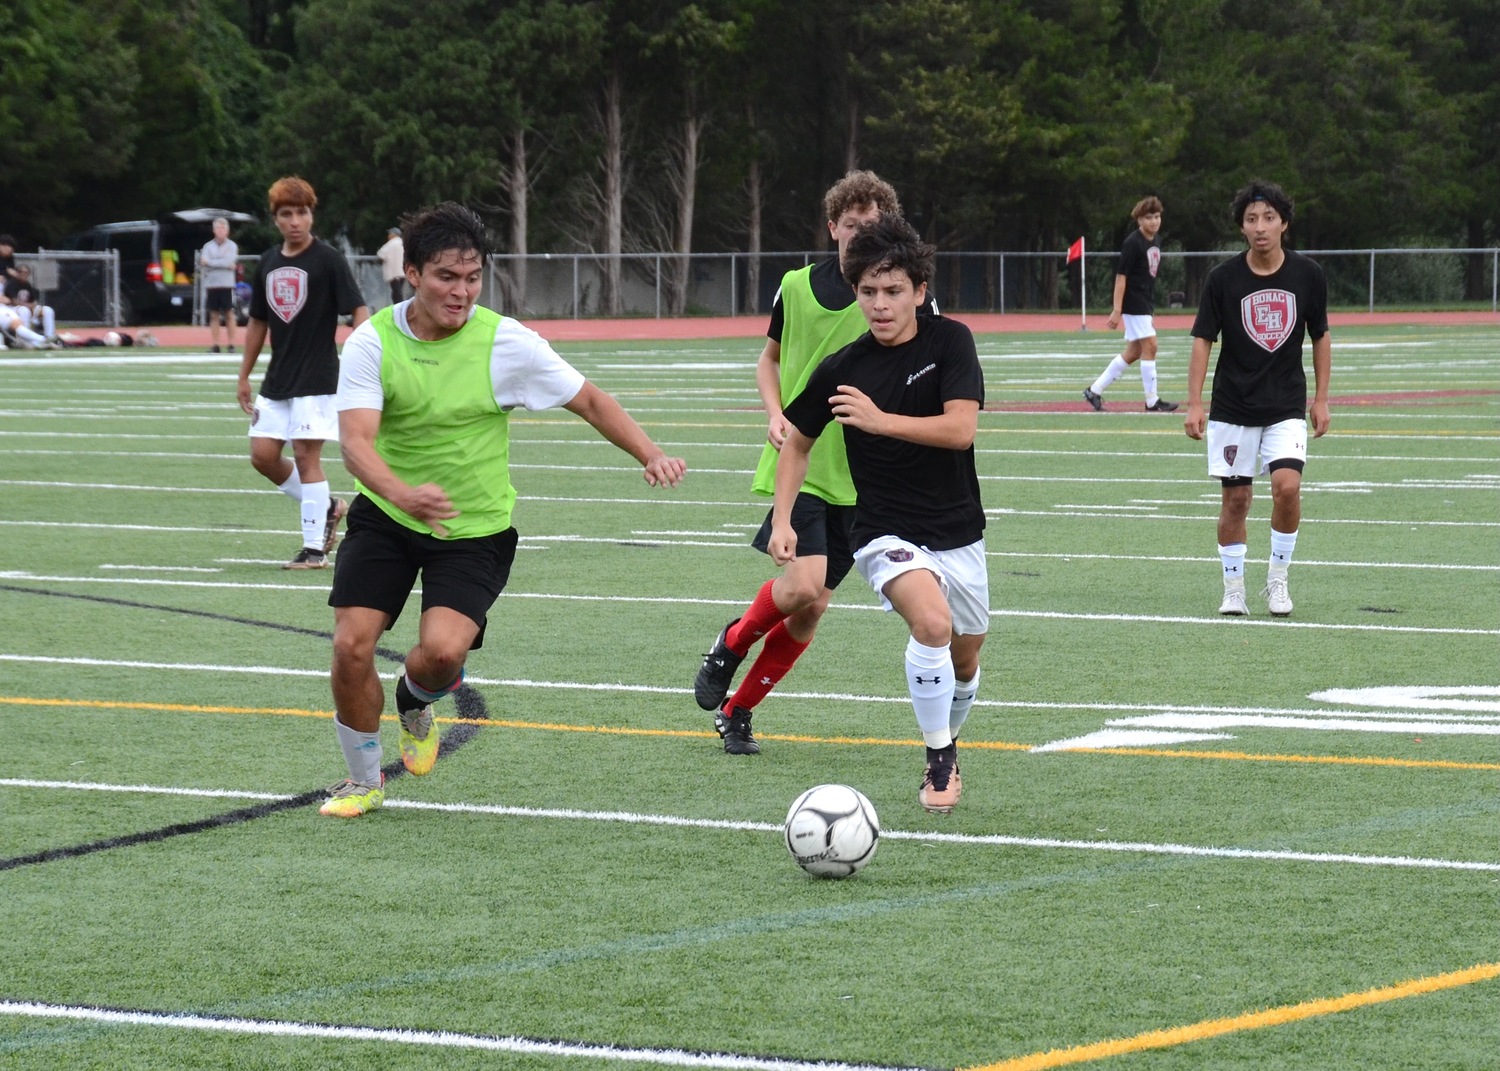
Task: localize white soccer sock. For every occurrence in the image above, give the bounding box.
[334,716,382,785]
[1140,359,1159,405]
[1219,543,1248,587]
[302,479,331,550]
[906,636,955,749]
[949,667,980,738]
[1090,355,1129,395]
[12,321,47,347]
[277,469,303,500]
[1269,529,1298,577]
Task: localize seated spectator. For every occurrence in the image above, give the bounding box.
[2,265,59,345]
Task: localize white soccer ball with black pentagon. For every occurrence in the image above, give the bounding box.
[784,783,879,878]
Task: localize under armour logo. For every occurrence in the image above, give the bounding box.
[915,675,943,684]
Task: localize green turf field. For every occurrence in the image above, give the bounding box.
[1,323,1496,1070]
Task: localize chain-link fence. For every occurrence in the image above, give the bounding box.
[40,246,1498,326]
[19,251,121,326]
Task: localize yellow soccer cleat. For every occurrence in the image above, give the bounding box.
[319,777,384,818]
[398,706,439,776]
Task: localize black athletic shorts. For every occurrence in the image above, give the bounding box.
[328,495,518,649]
[751,491,857,589]
[205,287,234,313]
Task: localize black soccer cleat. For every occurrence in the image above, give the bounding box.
[1145,398,1180,412]
[714,704,761,755]
[694,618,745,710]
[1082,387,1104,411]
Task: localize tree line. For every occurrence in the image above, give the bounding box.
[3,0,1495,312]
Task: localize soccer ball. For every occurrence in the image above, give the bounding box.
[104,331,122,346]
[784,783,879,878]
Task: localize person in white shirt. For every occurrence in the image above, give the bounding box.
[200,218,239,352]
[376,227,405,306]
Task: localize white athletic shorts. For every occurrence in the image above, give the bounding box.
[249,394,340,442]
[1121,314,1156,341]
[854,535,990,636]
[1207,417,1306,478]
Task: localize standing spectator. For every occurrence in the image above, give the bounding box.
[320,202,686,817]
[377,226,405,306]
[1184,180,1331,617]
[200,218,239,353]
[237,176,370,570]
[1083,196,1177,412]
[769,214,988,814]
[0,235,19,286]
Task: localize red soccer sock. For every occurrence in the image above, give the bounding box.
[727,621,811,712]
[727,579,788,653]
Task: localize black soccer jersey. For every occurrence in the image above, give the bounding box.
[249,238,364,400]
[784,315,985,552]
[1191,249,1328,426]
[1117,228,1161,315]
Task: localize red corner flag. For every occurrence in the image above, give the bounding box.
[1066,237,1084,263]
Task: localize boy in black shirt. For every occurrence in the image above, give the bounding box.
[237,176,370,569]
[1185,180,1331,617]
[771,214,989,814]
[1084,196,1177,412]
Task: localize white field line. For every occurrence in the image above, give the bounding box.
[3,654,1498,725]
[2,487,1495,528]
[0,579,1495,635]
[3,778,1495,874]
[0,1000,921,1071]
[5,428,1489,466]
[1,523,1494,572]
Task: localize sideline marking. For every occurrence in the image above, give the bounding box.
[3,695,1498,772]
[959,962,1500,1071]
[3,579,1495,636]
[4,778,1496,873]
[0,1000,929,1071]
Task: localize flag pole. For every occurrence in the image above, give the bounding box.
[1079,237,1087,331]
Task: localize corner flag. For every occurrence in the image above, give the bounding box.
[1066,237,1086,329]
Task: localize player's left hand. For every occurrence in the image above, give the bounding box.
[643,455,687,487]
[1308,400,1330,438]
[830,385,885,434]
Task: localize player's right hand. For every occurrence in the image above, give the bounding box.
[401,483,460,538]
[236,380,254,415]
[1183,403,1206,440]
[768,525,797,566]
[766,413,791,450]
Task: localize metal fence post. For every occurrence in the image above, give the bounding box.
[1368,250,1376,313]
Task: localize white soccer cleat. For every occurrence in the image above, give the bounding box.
[1262,574,1293,616]
[1219,584,1249,616]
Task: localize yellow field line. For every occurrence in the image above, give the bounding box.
[959,961,1500,1071]
[3,696,1495,770]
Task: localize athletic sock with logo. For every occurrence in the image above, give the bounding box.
[726,621,810,712]
[1269,529,1297,578]
[906,636,955,749]
[334,715,382,785]
[302,480,331,550]
[1219,542,1248,587]
[1140,359,1159,406]
[726,578,788,655]
[1090,355,1129,395]
[949,667,981,739]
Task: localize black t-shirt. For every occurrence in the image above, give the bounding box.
[4,278,37,304]
[784,315,985,551]
[0,253,16,282]
[1191,249,1328,426]
[248,238,364,399]
[1117,228,1161,315]
[767,257,938,342]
